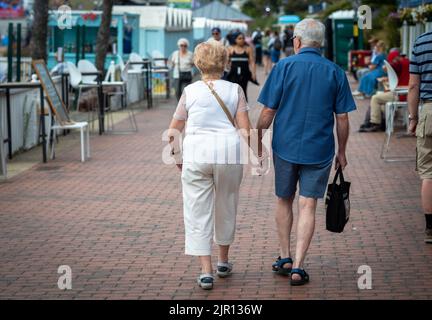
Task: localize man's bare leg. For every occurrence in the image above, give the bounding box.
[292,196,317,280]
[275,196,295,268]
[422,179,432,243]
[422,179,432,213]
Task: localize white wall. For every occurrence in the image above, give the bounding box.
[0,77,62,157]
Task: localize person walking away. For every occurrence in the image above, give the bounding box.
[269,31,282,66]
[262,29,272,75]
[408,31,432,243]
[167,41,257,289]
[170,38,194,101]
[208,27,230,78]
[252,28,263,65]
[227,32,257,101]
[283,26,294,57]
[256,18,356,285]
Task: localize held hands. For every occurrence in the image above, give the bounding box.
[254,147,270,176]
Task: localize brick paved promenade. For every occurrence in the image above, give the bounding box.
[1,69,431,299]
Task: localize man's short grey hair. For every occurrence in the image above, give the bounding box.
[294,18,325,48]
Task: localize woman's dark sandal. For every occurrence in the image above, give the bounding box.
[272,256,293,276]
[290,268,310,286]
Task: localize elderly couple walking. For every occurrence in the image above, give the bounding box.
[167,19,356,290]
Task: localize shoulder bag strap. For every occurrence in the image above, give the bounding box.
[203,80,236,127]
[177,51,181,73]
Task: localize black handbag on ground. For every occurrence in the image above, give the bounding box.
[325,167,351,233]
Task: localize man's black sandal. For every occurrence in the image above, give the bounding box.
[290,268,310,286]
[272,256,293,276]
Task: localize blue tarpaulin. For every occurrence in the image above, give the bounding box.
[278,15,300,24]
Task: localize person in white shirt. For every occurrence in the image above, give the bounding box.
[169,38,194,101]
[207,27,229,47]
[167,41,262,290]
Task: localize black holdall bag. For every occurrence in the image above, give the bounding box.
[325,167,351,233]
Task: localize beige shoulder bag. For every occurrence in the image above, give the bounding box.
[203,80,236,127]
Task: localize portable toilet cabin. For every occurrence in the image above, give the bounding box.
[113,5,193,59]
[326,10,364,70]
[47,10,140,69]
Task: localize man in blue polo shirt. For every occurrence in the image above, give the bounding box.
[257,18,356,286]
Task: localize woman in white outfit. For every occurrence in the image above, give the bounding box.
[167,41,254,290]
[169,38,194,101]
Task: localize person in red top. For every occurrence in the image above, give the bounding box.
[359,49,410,132]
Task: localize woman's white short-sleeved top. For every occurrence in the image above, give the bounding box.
[173,80,249,164]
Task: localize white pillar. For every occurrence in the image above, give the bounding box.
[401,22,409,55]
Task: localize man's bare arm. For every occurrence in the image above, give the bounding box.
[335,113,350,170]
[256,107,276,131]
[408,74,420,134]
[256,107,276,155]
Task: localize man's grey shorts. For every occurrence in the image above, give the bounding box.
[273,153,333,199]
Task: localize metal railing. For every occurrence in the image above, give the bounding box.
[0,57,33,82]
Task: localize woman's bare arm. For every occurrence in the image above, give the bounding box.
[247,46,256,80]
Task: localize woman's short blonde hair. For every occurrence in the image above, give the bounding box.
[194,41,227,75]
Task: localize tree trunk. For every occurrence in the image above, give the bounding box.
[95,0,114,72]
[30,0,49,61]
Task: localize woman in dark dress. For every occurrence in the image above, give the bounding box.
[227,32,256,101]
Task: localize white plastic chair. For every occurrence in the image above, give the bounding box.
[126,52,149,103]
[104,61,137,133]
[50,121,90,162]
[66,62,101,131]
[381,60,413,162]
[151,50,166,68]
[128,52,145,71]
[66,61,100,110]
[77,59,99,83]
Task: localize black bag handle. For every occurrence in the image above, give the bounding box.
[332,167,345,185]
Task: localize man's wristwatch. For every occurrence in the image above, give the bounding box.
[409,114,418,122]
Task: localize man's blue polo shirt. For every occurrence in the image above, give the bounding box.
[258,47,356,165]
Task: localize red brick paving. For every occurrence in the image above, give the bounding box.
[0,68,431,300]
